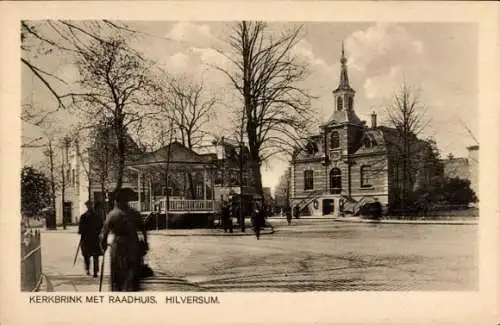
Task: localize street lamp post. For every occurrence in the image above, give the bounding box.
[239,141,245,232]
[61,136,71,230]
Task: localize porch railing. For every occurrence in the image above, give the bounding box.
[130,199,215,212]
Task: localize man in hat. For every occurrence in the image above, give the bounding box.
[100,188,148,291]
[221,198,233,233]
[78,201,103,277]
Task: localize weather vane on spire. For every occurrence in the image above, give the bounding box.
[340,40,347,65]
[337,40,351,90]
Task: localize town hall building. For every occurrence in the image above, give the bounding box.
[290,44,436,217]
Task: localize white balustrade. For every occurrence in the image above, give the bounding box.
[130,199,214,212]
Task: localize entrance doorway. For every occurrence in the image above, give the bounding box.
[63,202,72,225]
[322,199,334,215]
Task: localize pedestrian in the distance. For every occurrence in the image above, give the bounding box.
[285,205,292,225]
[222,199,233,233]
[78,201,103,277]
[371,198,382,220]
[339,198,345,217]
[100,188,143,292]
[293,205,300,219]
[253,202,265,240]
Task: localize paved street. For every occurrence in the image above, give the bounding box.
[40,219,478,292]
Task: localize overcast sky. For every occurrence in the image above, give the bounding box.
[22,21,478,193]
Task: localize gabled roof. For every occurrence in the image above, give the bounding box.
[322,109,364,128]
[126,141,214,167]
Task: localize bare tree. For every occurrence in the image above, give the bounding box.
[217,21,314,197]
[42,141,58,229]
[156,74,217,198]
[21,20,136,112]
[164,75,217,149]
[70,35,158,192]
[386,81,431,210]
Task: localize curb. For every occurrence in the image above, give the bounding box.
[40,229,276,237]
[332,218,478,225]
[148,229,276,237]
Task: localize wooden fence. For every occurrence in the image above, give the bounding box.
[21,229,43,292]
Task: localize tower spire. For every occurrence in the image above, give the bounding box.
[340,41,346,64]
[338,41,351,90]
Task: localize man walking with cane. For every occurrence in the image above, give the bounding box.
[78,201,103,277]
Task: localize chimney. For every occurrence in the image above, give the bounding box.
[371,112,377,128]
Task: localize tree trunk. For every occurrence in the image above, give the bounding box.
[87,176,91,207]
[61,146,66,230]
[239,142,245,232]
[115,125,125,192]
[48,141,57,229]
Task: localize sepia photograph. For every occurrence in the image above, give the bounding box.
[20,19,480,293]
[1,2,499,325]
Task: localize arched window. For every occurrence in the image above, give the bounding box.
[361,165,372,188]
[329,168,341,194]
[304,170,314,190]
[363,136,371,148]
[348,97,353,110]
[336,97,343,111]
[330,131,340,149]
[306,141,318,155]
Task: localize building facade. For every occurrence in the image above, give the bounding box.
[55,132,257,224]
[441,145,479,197]
[291,44,435,217]
[467,145,478,196]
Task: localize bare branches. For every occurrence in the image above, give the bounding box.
[219,21,313,195]
[21,57,68,110]
[386,82,430,139]
[156,74,217,150]
[22,20,138,120]
[216,22,315,195]
[72,34,156,191]
[384,81,443,210]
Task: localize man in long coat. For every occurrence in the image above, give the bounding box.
[78,201,103,277]
[221,199,233,233]
[371,198,382,220]
[252,202,266,240]
[100,188,148,292]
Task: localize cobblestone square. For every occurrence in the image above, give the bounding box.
[40,219,478,292]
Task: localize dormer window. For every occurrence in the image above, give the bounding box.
[306,141,319,155]
[363,137,371,148]
[330,131,340,149]
[363,134,377,148]
[336,97,343,111]
[348,97,353,110]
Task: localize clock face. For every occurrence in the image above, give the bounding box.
[330,151,341,161]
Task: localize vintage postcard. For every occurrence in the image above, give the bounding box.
[1,1,499,325]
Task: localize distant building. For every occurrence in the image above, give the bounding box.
[55,131,257,224]
[210,137,258,204]
[441,145,479,197]
[274,167,292,208]
[442,154,470,180]
[55,126,143,224]
[262,187,273,205]
[467,145,478,195]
